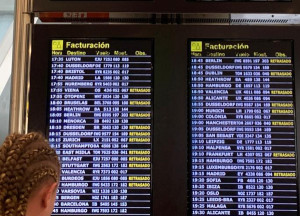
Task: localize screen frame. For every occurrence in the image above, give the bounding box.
[33,0,300,13]
[29,24,189,216]
[29,24,300,216]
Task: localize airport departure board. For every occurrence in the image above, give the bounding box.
[189,40,297,215]
[48,39,153,215]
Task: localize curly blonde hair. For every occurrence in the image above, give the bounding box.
[0,132,60,216]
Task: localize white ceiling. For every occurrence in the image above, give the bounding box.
[0,0,14,12]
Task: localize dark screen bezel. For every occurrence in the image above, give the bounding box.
[33,0,300,13]
[28,24,300,216]
[29,24,188,216]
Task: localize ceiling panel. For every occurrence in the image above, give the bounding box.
[0,0,14,12]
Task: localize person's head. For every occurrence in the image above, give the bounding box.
[0,132,60,216]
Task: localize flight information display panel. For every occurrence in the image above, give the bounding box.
[49,38,153,215]
[189,40,297,216]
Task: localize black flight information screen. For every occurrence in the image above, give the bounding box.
[189,40,297,216]
[48,38,153,215]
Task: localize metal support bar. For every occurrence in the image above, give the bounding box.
[9,0,33,134]
[231,14,300,25]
